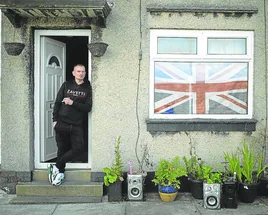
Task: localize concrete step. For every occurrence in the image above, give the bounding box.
[9,196,103,204]
[16,181,103,197]
[33,169,92,182]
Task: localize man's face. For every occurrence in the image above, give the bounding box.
[72,65,86,81]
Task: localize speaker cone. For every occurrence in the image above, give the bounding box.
[207,196,218,206]
[131,187,140,196]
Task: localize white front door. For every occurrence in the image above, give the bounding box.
[40,37,66,162]
[34,29,92,169]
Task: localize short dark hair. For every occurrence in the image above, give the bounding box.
[73,64,85,70]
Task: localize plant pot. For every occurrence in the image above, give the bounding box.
[3,42,25,56]
[258,177,268,196]
[107,181,122,202]
[158,185,178,202]
[190,179,203,199]
[158,185,177,193]
[179,176,191,192]
[159,191,178,202]
[88,42,108,57]
[238,182,258,203]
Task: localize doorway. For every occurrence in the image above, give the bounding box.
[34,30,92,169]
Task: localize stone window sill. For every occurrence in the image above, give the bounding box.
[146,119,257,132]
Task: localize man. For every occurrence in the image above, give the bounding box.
[48,64,92,185]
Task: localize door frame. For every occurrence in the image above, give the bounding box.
[34,29,92,169]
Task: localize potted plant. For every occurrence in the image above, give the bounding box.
[222,152,240,208]
[223,152,240,181]
[187,156,211,199]
[203,169,222,185]
[258,166,268,196]
[181,156,193,192]
[250,131,268,197]
[236,142,268,203]
[152,156,187,202]
[103,136,124,202]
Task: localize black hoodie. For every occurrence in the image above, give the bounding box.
[52,80,92,125]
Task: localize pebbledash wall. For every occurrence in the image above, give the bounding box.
[0,9,1,166]
[92,0,268,172]
[0,0,268,193]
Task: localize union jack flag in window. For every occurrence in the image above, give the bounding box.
[154,62,248,115]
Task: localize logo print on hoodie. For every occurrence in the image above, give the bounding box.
[67,89,86,100]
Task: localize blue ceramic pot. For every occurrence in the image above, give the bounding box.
[158,185,178,193]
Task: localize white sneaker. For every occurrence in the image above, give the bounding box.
[48,164,59,184]
[52,173,65,186]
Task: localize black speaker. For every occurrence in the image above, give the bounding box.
[223,182,238,209]
[127,174,143,201]
[258,178,268,196]
[203,183,221,209]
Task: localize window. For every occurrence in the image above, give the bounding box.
[150,30,254,120]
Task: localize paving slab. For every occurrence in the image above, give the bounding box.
[125,201,198,215]
[0,193,15,205]
[53,203,125,215]
[261,196,268,206]
[194,197,268,215]
[0,204,57,215]
[0,192,268,215]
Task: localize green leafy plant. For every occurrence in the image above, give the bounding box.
[204,169,223,184]
[184,156,211,181]
[223,152,241,181]
[152,156,187,189]
[183,155,197,178]
[103,136,124,186]
[202,165,213,181]
[239,142,268,184]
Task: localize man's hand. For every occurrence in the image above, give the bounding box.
[62,97,73,105]
[53,121,57,128]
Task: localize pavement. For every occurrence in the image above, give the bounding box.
[1,190,268,215]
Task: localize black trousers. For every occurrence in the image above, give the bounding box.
[54,121,84,173]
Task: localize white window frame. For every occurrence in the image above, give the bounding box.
[149,30,254,119]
